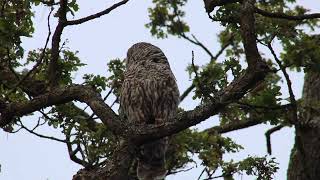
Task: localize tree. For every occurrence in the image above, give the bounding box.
[0,0,319,179]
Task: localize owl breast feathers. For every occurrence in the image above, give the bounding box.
[120,42,179,180]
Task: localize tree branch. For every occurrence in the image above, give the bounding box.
[66,0,130,26]
[0,85,122,135]
[265,125,284,155]
[13,8,53,90]
[18,120,66,143]
[267,42,297,124]
[180,84,195,102]
[65,126,91,167]
[72,141,135,180]
[0,63,47,96]
[48,0,68,87]
[255,7,320,21]
[181,33,214,60]
[239,0,262,69]
[205,118,264,135]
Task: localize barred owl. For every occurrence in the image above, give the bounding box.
[120,42,180,180]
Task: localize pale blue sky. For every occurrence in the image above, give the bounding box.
[0,1,319,180]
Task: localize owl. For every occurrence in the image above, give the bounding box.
[120,42,180,180]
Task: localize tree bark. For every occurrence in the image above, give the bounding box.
[288,71,320,180]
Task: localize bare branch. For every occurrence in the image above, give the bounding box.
[255,7,320,21]
[236,102,291,110]
[198,168,206,180]
[267,42,297,123]
[13,8,53,89]
[18,121,66,143]
[210,34,234,63]
[181,33,214,60]
[265,125,284,154]
[167,167,194,175]
[180,84,195,102]
[205,118,264,135]
[66,0,130,26]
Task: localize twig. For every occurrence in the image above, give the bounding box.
[210,34,234,63]
[167,167,194,175]
[179,84,195,102]
[267,42,297,123]
[110,97,118,108]
[181,33,214,60]
[197,167,206,180]
[16,7,53,88]
[265,125,284,154]
[19,121,66,143]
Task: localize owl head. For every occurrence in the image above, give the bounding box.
[125,42,169,69]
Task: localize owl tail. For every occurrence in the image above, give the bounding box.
[137,138,168,180]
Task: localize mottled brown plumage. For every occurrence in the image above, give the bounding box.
[120,42,179,180]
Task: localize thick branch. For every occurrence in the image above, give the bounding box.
[72,142,135,180]
[0,85,122,135]
[48,0,68,87]
[239,0,261,69]
[255,7,320,21]
[66,0,130,25]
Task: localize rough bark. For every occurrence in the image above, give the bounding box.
[287,71,320,180]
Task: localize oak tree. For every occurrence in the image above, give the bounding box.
[0,0,319,179]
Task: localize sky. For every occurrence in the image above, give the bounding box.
[0,0,319,180]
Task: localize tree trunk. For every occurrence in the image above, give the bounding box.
[288,71,320,180]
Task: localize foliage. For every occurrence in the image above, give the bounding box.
[0,0,319,179]
[146,0,189,38]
